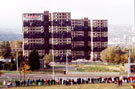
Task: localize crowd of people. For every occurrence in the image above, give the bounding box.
[1,76,135,88]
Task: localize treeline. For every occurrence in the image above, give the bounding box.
[0,40,22,70]
[0,40,22,58]
[100,46,135,64]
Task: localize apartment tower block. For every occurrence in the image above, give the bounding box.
[22,11,108,65]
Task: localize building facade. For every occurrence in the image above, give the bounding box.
[91,20,108,61]
[22,11,108,64]
[71,18,91,60]
[23,11,51,67]
[51,12,72,62]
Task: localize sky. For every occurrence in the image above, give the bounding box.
[0,0,134,33]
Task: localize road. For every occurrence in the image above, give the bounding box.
[0,72,121,82]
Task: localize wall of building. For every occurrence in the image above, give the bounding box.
[91,20,108,61]
[22,11,108,66]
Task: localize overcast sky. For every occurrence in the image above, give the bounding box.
[0,0,134,32]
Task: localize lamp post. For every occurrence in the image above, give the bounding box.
[52,26,55,80]
[66,52,68,74]
[16,51,18,71]
[134,0,135,33]
[128,49,131,77]
[128,0,135,77]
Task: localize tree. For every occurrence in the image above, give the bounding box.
[3,41,11,58]
[0,40,5,48]
[0,70,2,76]
[9,40,15,48]
[131,51,135,63]
[113,53,121,64]
[3,61,16,70]
[0,40,6,56]
[100,46,116,63]
[19,60,30,80]
[120,54,128,65]
[11,56,14,64]
[28,50,40,70]
[3,62,10,70]
[43,54,52,68]
[15,40,22,48]
[100,46,128,64]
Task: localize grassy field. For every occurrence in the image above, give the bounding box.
[75,64,120,72]
[2,69,65,74]
[8,84,131,89]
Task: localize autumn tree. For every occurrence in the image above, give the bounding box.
[0,70,2,76]
[120,54,128,65]
[0,40,5,48]
[113,53,121,64]
[15,40,22,48]
[43,53,52,68]
[130,51,135,63]
[100,46,129,64]
[9,40,15,48]
[0,40,6,56]
[100,46,117,63]
[19,60,30,80]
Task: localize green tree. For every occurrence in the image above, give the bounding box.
[11,56,14,64]
[43,53,52,68]
[28,50,40,70]
[3,41,11,58]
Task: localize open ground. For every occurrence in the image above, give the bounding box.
[8,84,131,89]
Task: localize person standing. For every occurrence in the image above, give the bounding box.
[119,76,123,86]
[7,81,11,88]
[3,80,6,88]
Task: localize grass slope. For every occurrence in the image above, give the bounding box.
[75,64,120,72]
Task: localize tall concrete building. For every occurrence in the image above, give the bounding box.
[91,20,108,61]
[23,11,51,67]
[51,12,72,62]
[22,11,108,65]
[71,18,91,60]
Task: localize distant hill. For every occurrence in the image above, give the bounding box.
[0,33,22,41]
[0,28,22,41]
[108,24,132,39]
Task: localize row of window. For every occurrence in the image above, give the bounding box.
[93,32,108,37]
[53,13,70,16]
[92,42,107,47]
[24,39,44,44]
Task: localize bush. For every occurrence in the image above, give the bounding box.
[9,63,16,70]
[2,62,16,70]
[100,46,128,64]
[3,62,10,70]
